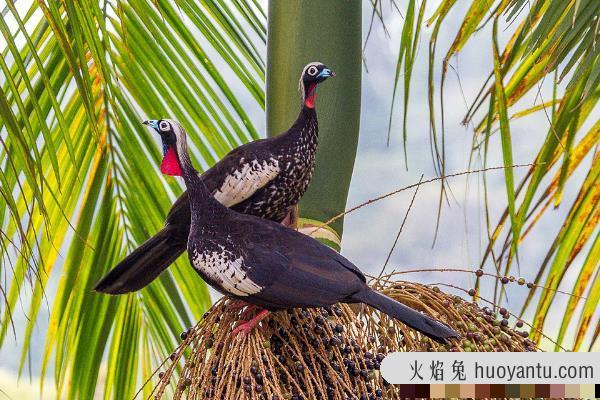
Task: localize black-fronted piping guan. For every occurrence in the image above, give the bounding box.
[135,119,459,344]
[94,62,334,294]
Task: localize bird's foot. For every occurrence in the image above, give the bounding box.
[227,299,249,312]
[280,206,298,229]
[239,304,258,321]
[232,309,269,337]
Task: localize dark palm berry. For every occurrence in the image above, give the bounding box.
[468,289,476,296]
[501,277,509,284]
[183,378,192,386]
[316,316,325,325]
[243,376,251,385]
[366,383,372,392]
[376,353,385,362]
[244,384,252,392]
[500,319,509,327]
[375,389,383,396]
[180,331,188,340]
[250,366,258,375]
[205,338,213,349]
[499,307,508,316]
[255,384,263,393]
[334,307,343,317]
[158,372,165,379]
[475,269,484,277]
[361,369,369,379]
[527,282,534,289]
[347,360,355,369]
[256,373,263,384]
[365,360,374,369]
[365,351,374,359]
[169,353,176,361]
[516,320,524,328]
[335,324,344,333]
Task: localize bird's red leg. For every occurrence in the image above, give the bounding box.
[280,205,298,229]
[227,299,249,311]
[232,309,270,336]
[238,305,258,321]
[231,304,259,329]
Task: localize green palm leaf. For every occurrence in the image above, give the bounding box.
[0,1,265,397]
[389,0,599,350]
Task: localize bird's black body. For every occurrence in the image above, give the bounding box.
[155,120,459,344]
[95,63,328,295]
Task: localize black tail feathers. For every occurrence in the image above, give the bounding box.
[94,225,186,294]
[352,289,459,344]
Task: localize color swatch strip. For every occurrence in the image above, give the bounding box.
[389,383,599,398]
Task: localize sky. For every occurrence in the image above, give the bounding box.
[0,1,598,398]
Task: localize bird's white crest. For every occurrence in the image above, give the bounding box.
[298,61,324,102]
[163,118,189,158]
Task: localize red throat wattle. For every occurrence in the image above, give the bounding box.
[161,146,183,176]
[304,84,317,108]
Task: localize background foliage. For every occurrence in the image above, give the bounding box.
[0,1,264,398]
[0,0,598,397]
[386,0,598,351]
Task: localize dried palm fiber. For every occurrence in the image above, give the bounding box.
[143,273,537,400]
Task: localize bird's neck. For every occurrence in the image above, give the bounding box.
[175,135,223,219]
[287,106,318,148]
[289,106,319,142]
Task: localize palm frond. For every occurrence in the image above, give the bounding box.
[0,1,265,397]
[387,0,599,349]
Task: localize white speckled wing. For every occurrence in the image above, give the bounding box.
[213,158,280,207]
[192,246,262,297]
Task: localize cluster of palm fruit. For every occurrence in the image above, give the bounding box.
[148,277,536,399]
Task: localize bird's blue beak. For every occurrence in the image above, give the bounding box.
[317,68,335,79]
[143,120,159,130]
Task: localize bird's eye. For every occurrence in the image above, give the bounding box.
[307,66,318,76]
[159,121,170,131]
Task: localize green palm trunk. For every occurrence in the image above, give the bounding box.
[266,0,362,237]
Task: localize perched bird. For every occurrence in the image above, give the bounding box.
[95,62,335,294]
[145,119,459,344]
